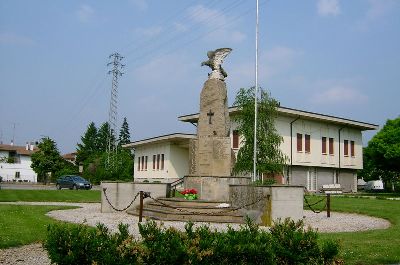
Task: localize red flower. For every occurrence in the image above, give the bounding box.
[180,188,197,195]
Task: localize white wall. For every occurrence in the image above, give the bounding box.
[134,142,170,181]
[169,144,189,179]
[230,115,364,170]
[0,154,37,182]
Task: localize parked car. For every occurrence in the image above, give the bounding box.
[365,180,384,192]
[56,175,92,190]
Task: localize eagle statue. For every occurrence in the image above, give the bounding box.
[201,48,232,81]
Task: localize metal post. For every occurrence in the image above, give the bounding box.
[327,194,331,218]
[139,191,144,222]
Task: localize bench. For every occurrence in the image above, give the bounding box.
[321,184,342,194]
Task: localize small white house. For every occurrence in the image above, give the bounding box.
[125,106,378,192]
[0,142,38,182]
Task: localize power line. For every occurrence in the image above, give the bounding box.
[124,0,257,67]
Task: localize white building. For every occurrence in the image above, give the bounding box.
[0,142,38,182]
[125,106,377,192]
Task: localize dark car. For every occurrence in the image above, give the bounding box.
[56,175,92,190]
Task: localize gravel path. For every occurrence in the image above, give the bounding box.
[0,201,391,265]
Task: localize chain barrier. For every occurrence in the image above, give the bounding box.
[147,194,268,216]
[303,188,327,214]
[102,188,140,212]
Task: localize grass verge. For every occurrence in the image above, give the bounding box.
[306,195,400,265]
[0,205,76,249]
[0,189,101,202]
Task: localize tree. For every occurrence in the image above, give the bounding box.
[361,117,400,190]
[232,87,287,177]
[97,122,113,152]
[31,137,63,183]
[118,117,131,146]
[76,122,98,163]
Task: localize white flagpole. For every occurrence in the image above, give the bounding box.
[253,0,259,182]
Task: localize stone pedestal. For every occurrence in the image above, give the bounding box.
[184,176,250,201]
[189,78,232,177]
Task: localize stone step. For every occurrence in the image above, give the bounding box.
[126,197,245,223]
[155,197,228,207]
[128,207,245,224]
[145,201,241,214]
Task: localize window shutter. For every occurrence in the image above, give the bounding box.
[153,155,156,170]
[350,141,355,157]
[157,154,160,170]
[145,156,148,170]
[305,134,311,153]
[138,157,141,171]
[322,137,327,154]
[161,154,164,170]
[344,140,349,156]
[329,138,334,155]
[232,130,239,149]
[297,133,303,152]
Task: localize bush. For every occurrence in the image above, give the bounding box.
[44,223,143,265]
[45,218,340,265]
[270,218,341,265]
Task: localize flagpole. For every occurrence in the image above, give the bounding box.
[253,0,259,182]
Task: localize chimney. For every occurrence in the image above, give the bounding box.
[30,141,35,151]
[26,142,29,150]
[10,140,14,146]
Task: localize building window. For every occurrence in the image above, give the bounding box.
[329,138,334,155]
[145,156,148,170]
[297,133,303,152]
[350,141,355,157]
[137,157,141,171]
[153,155,156,170]
[232,130,239,149]
[322,137,327,154]
[15,172,20,179]
[161,154,164,170]
[157,154,160,170]
[305,134,311,153]
[344,140,349,156]
[141,156,145,170]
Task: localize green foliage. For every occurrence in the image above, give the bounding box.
[360,117,400,189]
[76,120,133,184]
[252,178,277,186]
[45,219,339,265]
[97,122,114,152]
[270,218,325,264]
[31,137,64,183]
[321,239,341,265]
[119,117,131,146]
[232,87,288,175]
[76,122,98,164]
[45,223,144,265]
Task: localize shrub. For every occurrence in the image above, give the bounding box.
[45,218,340,265]
[270,218,340,265]
[44,223,143,265]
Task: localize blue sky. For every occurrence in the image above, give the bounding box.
[1,0,399,153]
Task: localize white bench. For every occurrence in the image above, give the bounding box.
[321,184,342,194]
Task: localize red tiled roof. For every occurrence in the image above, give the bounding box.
[0,144,39,156]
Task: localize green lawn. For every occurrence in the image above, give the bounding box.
[0,189,101,202]
[0,205,76,248]
[307,195,400,265]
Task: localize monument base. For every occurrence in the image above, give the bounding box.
[184,175,250,201]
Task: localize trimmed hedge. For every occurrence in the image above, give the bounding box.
[44,218,340,265]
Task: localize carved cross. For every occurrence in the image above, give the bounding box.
[207,109,214,124]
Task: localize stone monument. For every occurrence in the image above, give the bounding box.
[185,48,250,201]
[189,48,232,176]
